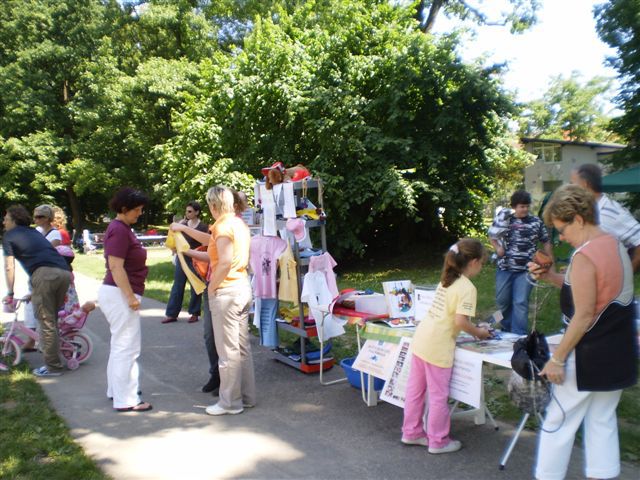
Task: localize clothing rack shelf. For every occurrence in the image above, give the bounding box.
[257,177,333,373]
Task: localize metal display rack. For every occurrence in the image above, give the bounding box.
[256,178,333,373]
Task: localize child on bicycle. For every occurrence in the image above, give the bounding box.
[59,301,96,330]
[401,238,492,454]
[55,245,96,331]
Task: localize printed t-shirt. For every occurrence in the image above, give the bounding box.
[102,219,148,295]
[2,226,71,275]
[250,235,287,298]
[497,214,549,272]
[208,213,250,289]
[411,275,476,368]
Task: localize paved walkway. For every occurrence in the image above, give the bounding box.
[2,258,638,479]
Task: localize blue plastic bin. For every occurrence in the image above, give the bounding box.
[340,357,385,392]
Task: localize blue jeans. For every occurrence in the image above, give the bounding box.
[257,298,279,349]
[165,256,202,318]
[495,269,533,335]
[202,290,219,377]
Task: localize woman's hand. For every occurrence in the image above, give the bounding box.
[540,360,565,385]
[127,295,141,311]
[495,245,505,258]
[527,261,550,281]
[170,222,186,232]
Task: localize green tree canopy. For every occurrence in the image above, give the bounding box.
[518,72,616,142]
[159,0,527,257]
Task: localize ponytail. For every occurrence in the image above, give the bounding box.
[440,238,485,288]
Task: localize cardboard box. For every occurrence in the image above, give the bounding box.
[354,293,388,315]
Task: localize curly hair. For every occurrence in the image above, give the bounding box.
[52,206,67,229]
[542,184,597,226]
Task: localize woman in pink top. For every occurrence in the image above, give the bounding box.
[530,185,637,480]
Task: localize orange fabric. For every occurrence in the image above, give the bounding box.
[208,213,250,288]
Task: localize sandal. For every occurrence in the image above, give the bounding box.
[115,401,153,412]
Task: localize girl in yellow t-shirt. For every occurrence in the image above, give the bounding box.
[401,238,492,454]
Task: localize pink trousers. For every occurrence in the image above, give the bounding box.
[402,354,453,448]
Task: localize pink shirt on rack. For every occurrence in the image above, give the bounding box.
[250,235,287,298]
[309,252,338,298]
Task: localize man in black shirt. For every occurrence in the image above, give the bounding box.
[3,205,71,376]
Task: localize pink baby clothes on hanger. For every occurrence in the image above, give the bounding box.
[309,252,338,298]
[250,235,287,298]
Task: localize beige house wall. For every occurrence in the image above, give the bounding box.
[522,140,624,203]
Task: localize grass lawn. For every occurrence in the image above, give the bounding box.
[0,364,108,479]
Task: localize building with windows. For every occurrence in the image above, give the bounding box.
[521,137,625,202]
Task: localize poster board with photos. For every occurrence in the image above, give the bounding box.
[382,280,415,319]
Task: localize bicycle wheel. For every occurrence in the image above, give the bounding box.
[0,337,22,367]
[61,332,93,364]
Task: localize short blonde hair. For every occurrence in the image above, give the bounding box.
[543,184,597,226]
[206,186,235,215]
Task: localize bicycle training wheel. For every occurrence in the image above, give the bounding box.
[61,332,93,364]
[0,337,22,367]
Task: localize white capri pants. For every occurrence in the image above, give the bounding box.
[98,284,142,409]
[535,354,622,480]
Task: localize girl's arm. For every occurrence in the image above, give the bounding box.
[539,253,597,385]
[454,313,492,340]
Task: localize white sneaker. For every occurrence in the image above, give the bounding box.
[428,440,462,454]
[205,403,243,416]
[401,436,428,447]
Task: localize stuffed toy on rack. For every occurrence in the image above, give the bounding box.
[261,162,311,189]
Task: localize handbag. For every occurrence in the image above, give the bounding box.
[511,330,550,381]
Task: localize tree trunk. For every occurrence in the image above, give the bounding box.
[66,186,82,245]
[422,0,446,34]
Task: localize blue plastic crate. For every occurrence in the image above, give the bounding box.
[340,357,385,391]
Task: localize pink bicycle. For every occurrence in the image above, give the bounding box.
[0,297,93,370]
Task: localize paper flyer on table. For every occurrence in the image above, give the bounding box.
[352,339,400,380]
[380,336,413,408]
[449,348,483,409]
[414,285,436,322]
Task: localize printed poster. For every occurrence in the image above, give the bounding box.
[352,339,400,380]
[449,348,483,409]
[382,280,415,318]
[380,336,413,408]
